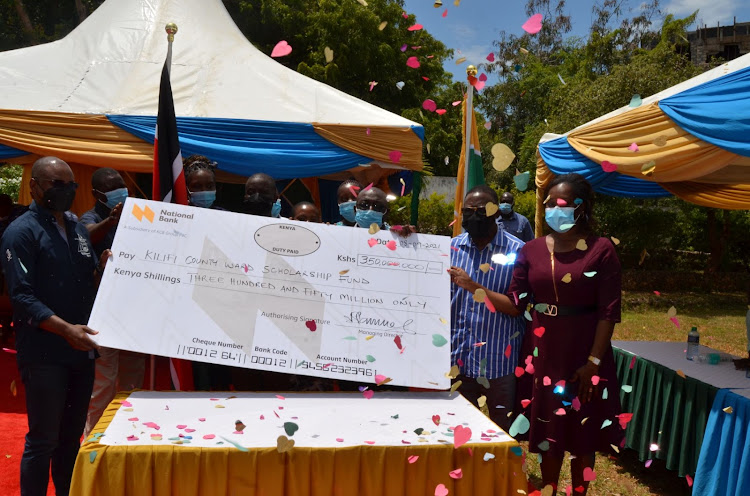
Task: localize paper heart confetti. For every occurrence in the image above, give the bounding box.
[472,288,487,303]
[453,425,472,448]
[203,434,215,439]
[491,143,515,171]
[276,435,295,453]
[561,273,572,283]
[89,451,97,463]
[601,161,617,173]
[396,81,405,90]
[533,326,546,338]
[521,399,532,408]
[584,271,597,277]
[449,468,463,479]
[522,13,543,34]
[408,24,423,31]
[513,171,530,191]
[388,150,402,164]
[653,135,668,147]
[543,376,551,386]
[483,452,495,461]
[667,306,677,318]
[362,389,374,399]
[628,142,640,152]
[324,46,334,63]
[576,239,588,250]
[629,94,642,107]
[386,240,397,251]
[541,485,555,496]
[375,374,392,385]
[479,263,491,273]
[378,21,387,30]
[368,223,380,234]
[436,109,447,115]
[367,238,377,248]
[432,334,448,347]
[422,99,437,112]
[305,320,317,332]
[271,40,293,58]
[641,161,656,176]
[455,57,467,65]
[406,57,420,69]
[485,202,499,216]
[408,454,420,463]
[432,415,441,425]
[435,484,449,496]
[583,467,596,481]
[509,413,530,437]
[284,422,299,436]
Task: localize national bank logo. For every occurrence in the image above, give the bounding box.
[132,204,155,223]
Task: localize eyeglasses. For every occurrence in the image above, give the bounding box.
[33,178,78,190]
[356,201,387,213]
[461,206,487,217]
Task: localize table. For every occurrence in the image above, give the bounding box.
[612,341,748,478]
[71,391,527,496]
[694,388,750,495]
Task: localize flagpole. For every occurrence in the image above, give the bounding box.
[150,22,179,392]
[463,66,476,200]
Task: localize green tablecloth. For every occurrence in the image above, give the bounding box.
[613,347,717,477]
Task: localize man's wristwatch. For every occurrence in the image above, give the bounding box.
[588,355,601,366]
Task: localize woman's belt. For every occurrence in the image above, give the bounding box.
[533,303,597,317]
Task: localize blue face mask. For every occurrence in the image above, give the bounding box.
[355,208,385,229]
[190,190,216,209]
[545,206,578,233]
[101,188,128,209]
[499,203,513,215]
[271,199,282,218]
[338,201,356,223]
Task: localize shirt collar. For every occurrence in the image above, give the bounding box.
[29,201,76,224]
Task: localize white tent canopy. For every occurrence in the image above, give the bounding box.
[0,0,417,126]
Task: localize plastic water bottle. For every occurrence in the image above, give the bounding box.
[686,326,700,360]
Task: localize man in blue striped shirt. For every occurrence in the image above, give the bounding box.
[449,185,525,431]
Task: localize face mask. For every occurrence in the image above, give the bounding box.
[271,199,282,218]
[42,183,77,212]
[338,201,356,223]
[355,209,384,229]
[499,203,513,215]
[100,187,128,209]
[462,212,496,240]
[189,190,216,209]
[545,206,578,233]
[243,193,274,216]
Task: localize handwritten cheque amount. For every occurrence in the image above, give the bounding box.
[88,199,452,389]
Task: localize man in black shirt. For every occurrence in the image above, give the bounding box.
[1,156,107,496]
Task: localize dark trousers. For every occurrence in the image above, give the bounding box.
[456,373,516,432]
[19,359,95,496]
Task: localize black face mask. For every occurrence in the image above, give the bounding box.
[42,183,77,212]
[243,193,273,216]
[462,213,496,241]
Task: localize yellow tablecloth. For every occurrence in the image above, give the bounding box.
[71,391,527,496]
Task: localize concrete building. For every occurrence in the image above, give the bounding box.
[688,19,750,66]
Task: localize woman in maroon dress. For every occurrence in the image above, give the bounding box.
[494,173,624,494]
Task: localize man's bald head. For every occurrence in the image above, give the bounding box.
[245,173,277,197]
[500,192,515,204]
[31,156,73,181]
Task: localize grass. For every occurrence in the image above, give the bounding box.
[521,290,748,495]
